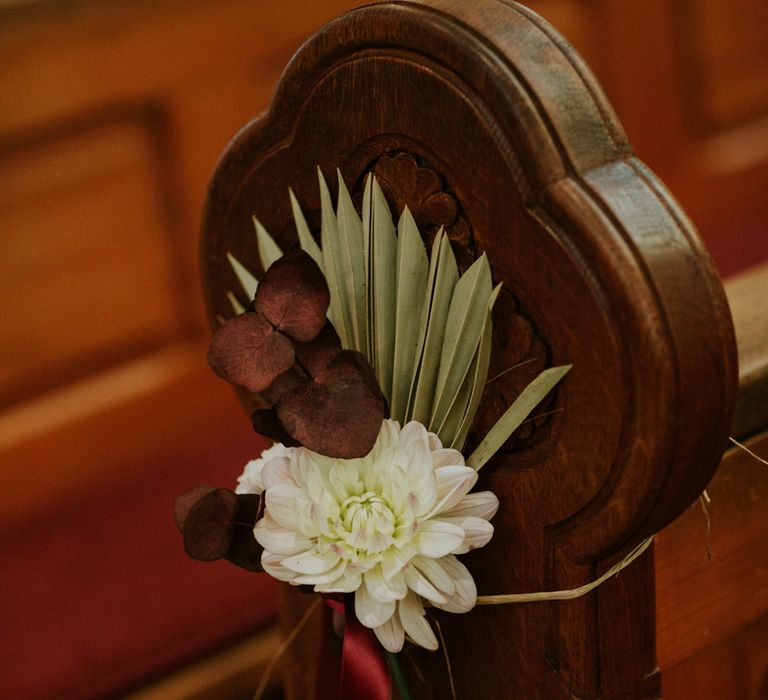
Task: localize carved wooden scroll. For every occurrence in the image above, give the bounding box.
[200,1,738,697]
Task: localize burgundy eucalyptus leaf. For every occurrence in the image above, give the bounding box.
[174,485,216,533]
[261,367,308,404]
[180,488,239,561]
[255,249,330,342]
[293,320,343,377]
[234,492,264,524]
[176,487,265,572]
[226,532,265,572]
[208,312,295,392]
[225,493,265,572]
[251,407,301,446]
[277,350,386,458]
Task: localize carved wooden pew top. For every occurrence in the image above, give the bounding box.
[200,2,740,697]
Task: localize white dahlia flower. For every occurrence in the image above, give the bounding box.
[243,419,499,652]
[235,442,293,495]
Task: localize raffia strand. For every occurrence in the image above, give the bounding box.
[476,536,653,605]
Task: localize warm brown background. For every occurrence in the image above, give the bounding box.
[1,0,766,698]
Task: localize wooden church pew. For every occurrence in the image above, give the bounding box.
[196,1,761,698]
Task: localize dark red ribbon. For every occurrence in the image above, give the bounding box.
[316,594,392,700]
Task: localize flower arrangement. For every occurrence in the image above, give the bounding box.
[249,419,495,652]
[176,170,570,697]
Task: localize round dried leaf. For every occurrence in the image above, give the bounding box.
[255,250,330,342]
[208,312,295,392]
[277,350,385,458]
[182,488,238,561]
[293,321,343,377]
[174,485,216,533]
[251,407,301,446]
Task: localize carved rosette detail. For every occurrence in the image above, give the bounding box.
[360,152,476,272]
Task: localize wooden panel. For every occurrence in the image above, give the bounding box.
[656,432,768,675]
[0,343,204,524]
[0,0,365,132]
[0,114,184,406]
[661,612,768,700]
[726,262,768,437]
[0,0,365,522]
[678,0,768,129]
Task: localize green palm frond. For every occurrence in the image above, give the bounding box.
[253,217,283,272]
[364,177,398,398]
[226,252,259,300]
[390,206,429,420]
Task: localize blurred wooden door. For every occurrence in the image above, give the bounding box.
[0,0,363,525]
[0,2,363,697]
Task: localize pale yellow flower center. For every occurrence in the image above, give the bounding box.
[336,491,397,554]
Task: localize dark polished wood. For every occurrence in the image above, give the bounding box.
[726,262,768,438]
[200,1,738,697]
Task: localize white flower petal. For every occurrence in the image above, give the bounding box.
[261,456,294,489]
[374,420,400,454]
[412,556,456,597]
[294,559,348,585]
[442,516,494,552]
[346,552,381,575]
[441,491,499,520]
[404,451,437,515]
[435,465,477,500]
[403,564,448,604]
[355,581,396,628]
[365,565,408,602]
[236,443,293,494]
[373,612,405,653]
[253,518,312,555]
[428,466,478,517]
[265,484,311,530]
[261,551,298,582]
[290,447,329,495]
[432,555,476,613]
[385,465,410,514]
[398,592,438,650]
[307,502,334,538]
[430,447,465,469]
[316,570,362,593]
[417,520,465,558]
[281,548,341,575]
[400,420,430,447]
[328,459,363,503]
[380,543,417,579]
